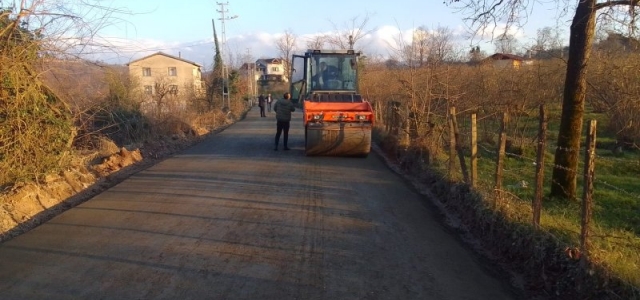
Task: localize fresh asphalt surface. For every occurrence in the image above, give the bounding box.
[0,106,517,299]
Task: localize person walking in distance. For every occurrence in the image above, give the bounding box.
[273,92,295,151]
[258,94,266,117]
[266,93,273,113]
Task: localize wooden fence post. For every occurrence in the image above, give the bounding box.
[533,105,547,228]
[494,112,509,203]
[581,120,597,260]
[470,113,478,188]
[448,107,457,181]
[450,107,469,183]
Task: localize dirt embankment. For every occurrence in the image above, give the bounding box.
[0,135,205,243]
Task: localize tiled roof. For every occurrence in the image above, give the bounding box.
[486,53,527,61]
[127,52,201,67]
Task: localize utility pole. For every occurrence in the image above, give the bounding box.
[216,2,238,110]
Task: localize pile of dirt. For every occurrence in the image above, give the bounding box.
[92,147,143,177]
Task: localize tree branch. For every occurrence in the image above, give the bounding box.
[475,0,505,22]
[595,0,640,10]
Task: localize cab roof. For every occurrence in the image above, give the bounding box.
[305,49,361,55]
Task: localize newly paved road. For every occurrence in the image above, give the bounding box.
[0,106,516,299]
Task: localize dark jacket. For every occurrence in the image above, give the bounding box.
[258,95,265,107]
[274,99,295,122]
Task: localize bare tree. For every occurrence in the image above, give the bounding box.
[14,1,132,60]
[151,76,179,117]
[449,0,640,200]
[412,27,429,66]
[531,26,564,58]
[327,13,375,50]
[400,26,456,67]
[493,33,519,54]
[275,29,297,81]
[427,26,456,64]
[387,26,417,66]
[535,27,561,51]
[306,34,328,49]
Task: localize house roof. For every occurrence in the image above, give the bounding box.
[126,51,201,67]
[485,53,527,61]
[256,58,282,65]
[240,62,257,70]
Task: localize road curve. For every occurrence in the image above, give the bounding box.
[0,106,516,299]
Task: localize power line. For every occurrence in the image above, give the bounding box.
[216,1,238,110]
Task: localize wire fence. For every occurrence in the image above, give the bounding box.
[376,101,640,261]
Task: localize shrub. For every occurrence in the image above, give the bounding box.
[1,18,74,188]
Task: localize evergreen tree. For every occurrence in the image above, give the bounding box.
[208,20,224,110]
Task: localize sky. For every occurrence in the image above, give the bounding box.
[78,0,574,68]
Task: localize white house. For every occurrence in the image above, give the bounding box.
[256,58,287,82]
[127,52,204,113]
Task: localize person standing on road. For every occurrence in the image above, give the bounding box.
[273,92,295,151]
[258,94,266,117]
[266,93,273,113]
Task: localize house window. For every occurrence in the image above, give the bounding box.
[142,68,151,77]
[144,85,153,95]
[169,85,178,95]
[168,67,177,76]
[271,66,280,72]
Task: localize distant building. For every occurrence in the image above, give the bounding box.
[256,58,287,82]
[127,52,204,112]
[482,53,534,69]
[239,62,261,82]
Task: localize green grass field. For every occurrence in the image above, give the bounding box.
[449,107,640,286]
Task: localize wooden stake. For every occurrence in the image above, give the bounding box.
[495,112,508,203]
[448,107,457,181]
[533,105,547,228]
[581,119,597,259]
[470,113,478,188]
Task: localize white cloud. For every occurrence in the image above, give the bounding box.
[80,25,480,67]
[73,35,211,65]
[476,23,526,41]
[364,25,407,54]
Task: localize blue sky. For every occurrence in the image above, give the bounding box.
[89,0,572,68]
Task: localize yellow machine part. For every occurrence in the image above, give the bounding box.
[305,122,372,157]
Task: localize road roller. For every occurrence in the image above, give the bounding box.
[289,49,374,157]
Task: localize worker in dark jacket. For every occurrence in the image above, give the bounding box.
[273,92,295,151]
[258,94,266,117]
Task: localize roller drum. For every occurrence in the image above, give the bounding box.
[305,122,371,157]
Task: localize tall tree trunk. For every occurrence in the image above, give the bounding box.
[550,0,597,200]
